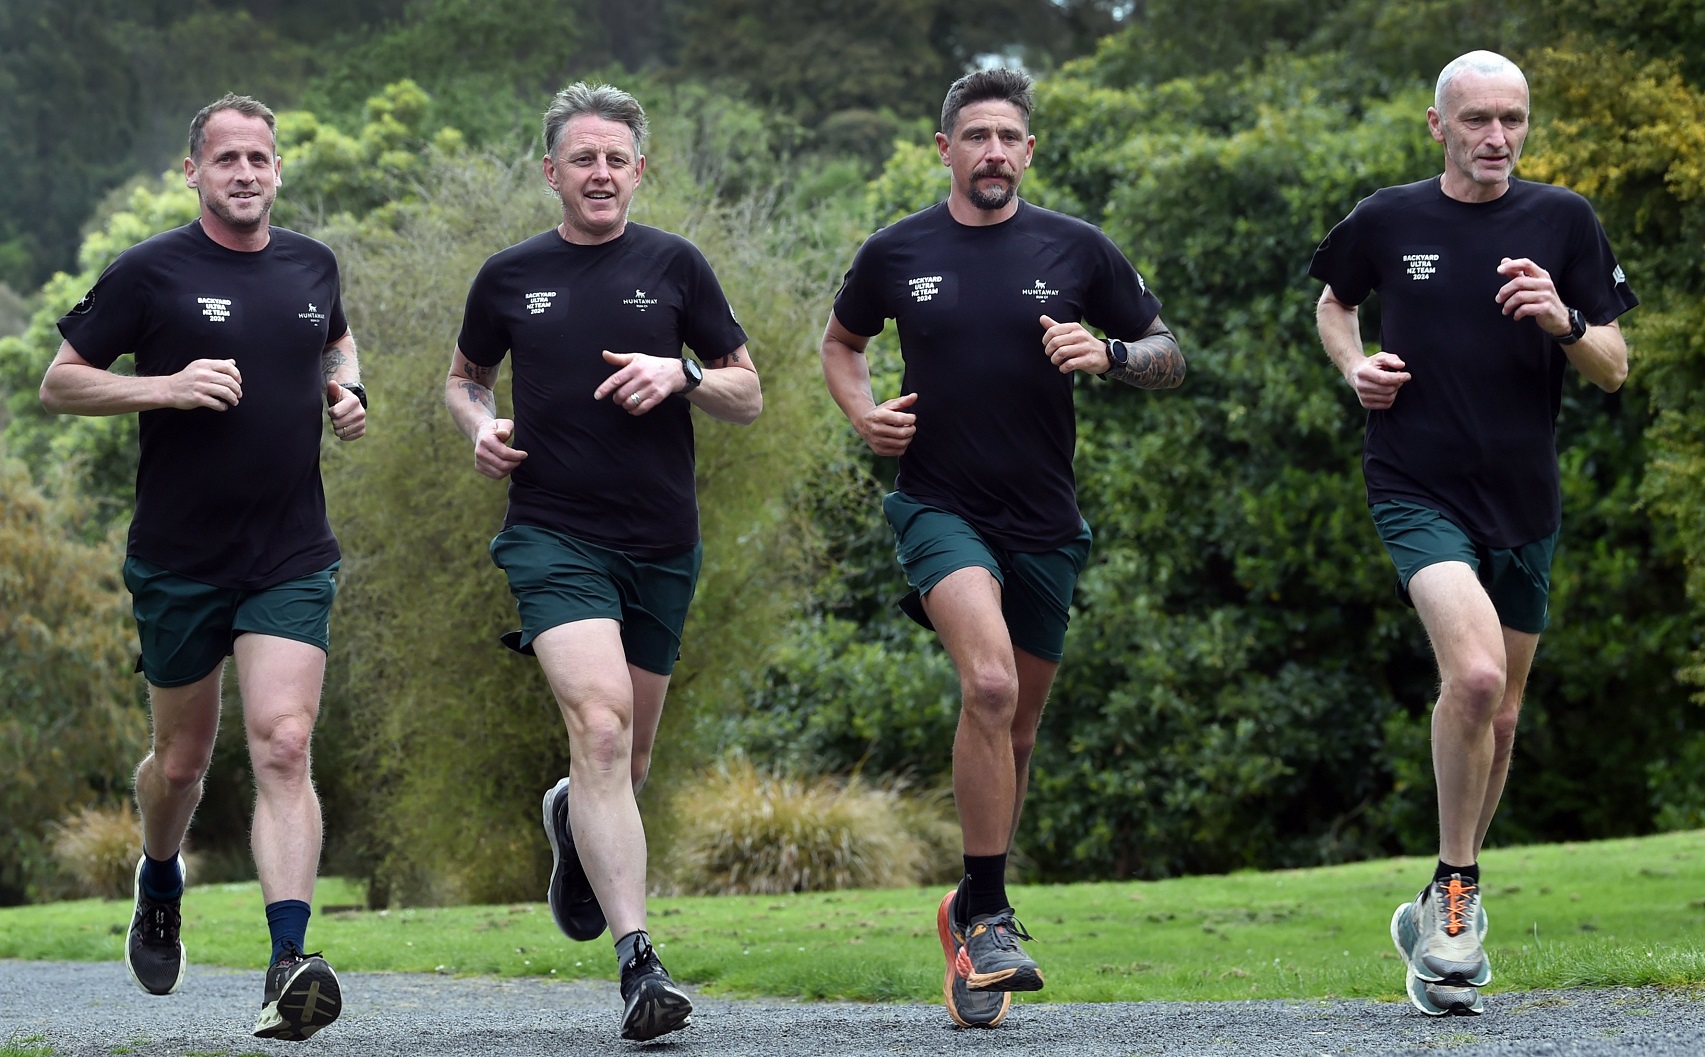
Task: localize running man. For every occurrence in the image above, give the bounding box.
[820,68,1185,1029]
[1310,50,1636,1016]
[40,93,363,1040]
[445,82,761,1042]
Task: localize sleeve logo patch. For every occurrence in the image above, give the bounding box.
[71,290,95,314]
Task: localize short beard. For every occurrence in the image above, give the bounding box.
[967,181,1015,211]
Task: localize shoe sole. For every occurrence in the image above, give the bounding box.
[1406,966,1484,1016]
[542,777,608,942]
[125,857,186,997]
[936,891,1010,1028]
[620,978,693,1041]
[254,957,343,1040]
[1391,898,1492,989]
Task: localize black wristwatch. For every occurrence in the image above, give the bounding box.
[1557,307,1588,346]
[1101,338,1128,377]
[342,381,369,409]
[681,358,704,393]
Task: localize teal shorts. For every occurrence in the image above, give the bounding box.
[882,491,1092,663]
[489,524,702,676]
[122,557,340,688]
[1370,500,1558,634]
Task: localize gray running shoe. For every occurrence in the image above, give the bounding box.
[543,776,607,941]
[125,855,186,996]
[1407,967,1486,1016]
[1390,873,1491,987]
[618,935,693,1041]
[936,889,1012,1027]
[253,941,342,1040]
[959,908,1044,993]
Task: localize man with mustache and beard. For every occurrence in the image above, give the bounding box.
[446,82,760,1043]
[1311,50,1636,1018]
[820,67,1185,1030]
[40,93,363,1041]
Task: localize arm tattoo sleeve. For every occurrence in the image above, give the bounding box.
[1106,318,1186,390]
[459,380,497,416]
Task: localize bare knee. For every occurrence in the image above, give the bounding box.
[961,664,1018,726]
[568,702,633,776]
[1440,659,1506,727]
[145,750,211,794]
[250,714,314,782]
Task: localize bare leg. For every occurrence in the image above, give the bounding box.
[236,634,327,905]
[628,664,672,795]
[533,619,651,939]
[1408,562,1510,867]
[1007,647,1060,849]
[135,666,224,863]
[921,568,1020,857]
[1475,627,1538,856]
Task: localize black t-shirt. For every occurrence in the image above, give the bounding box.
[57,221,346,589]
[457,224,748,555]
[833,200,1162,551]
[1309,177,1638,547]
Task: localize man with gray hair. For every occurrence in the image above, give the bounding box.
[1311,50,1636,1016]
[821,67,1184,1030]
[446,81,761,1042]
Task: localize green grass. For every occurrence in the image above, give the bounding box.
[3,831,1702,1006]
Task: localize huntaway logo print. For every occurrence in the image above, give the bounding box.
[525,291,558,315]
[298,302,327,325]
[623,289,659,312]
[1023,278,1059,302]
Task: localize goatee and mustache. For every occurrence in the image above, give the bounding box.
[968,165,1018,210]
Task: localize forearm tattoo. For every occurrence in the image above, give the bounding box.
[1106,318,1186,389]
[321,346,348,382]
[704,350,742,368]
[459,380,497,416]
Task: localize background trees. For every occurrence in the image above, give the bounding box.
[1,0,1699,903]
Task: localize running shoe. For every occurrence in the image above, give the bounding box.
[1390,873,1491,986]
[959,907,1044,993]
[936,889,1012,1027]
[543,776,607,941]
[618,935,693,1041]
[253,940,342,1040]
[125,855,186,996]
[1406,968,1486,1016]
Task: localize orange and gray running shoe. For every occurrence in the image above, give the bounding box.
[1390,873,1491,989]
[958,906,1044,993]
[936,890,1012,1028]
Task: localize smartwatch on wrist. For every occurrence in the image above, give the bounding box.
[1557,307,1588,346]
[1102,338,1129,377]
[341,381,368,409]
[681,358,704,393]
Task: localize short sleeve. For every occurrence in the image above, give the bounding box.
[1560,206,1639,326]
[830,233,891,339]
[456,257,511,366]
[57,252,152,369]
[676,243,749,361]
[1309,197,1378,307]
[1082,228,1162,339]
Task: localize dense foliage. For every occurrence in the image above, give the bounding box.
[1,0,1700,903]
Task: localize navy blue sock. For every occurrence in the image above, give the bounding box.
[139,851,184,901]
[1435,859,1479,885]
[265,899,312,963]
[961,853,1009,922]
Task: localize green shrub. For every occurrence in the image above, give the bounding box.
[657,757,956,895]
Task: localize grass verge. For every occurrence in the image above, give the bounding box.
[1,831,1701,1005]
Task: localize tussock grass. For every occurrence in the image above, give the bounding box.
[49,804,141,900]
[660,758,956,894]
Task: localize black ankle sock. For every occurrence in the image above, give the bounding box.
[615,929,648,969]
[1435,859,1479,885]
[961,853,1008,922]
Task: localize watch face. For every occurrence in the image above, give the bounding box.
[684,359,704,387]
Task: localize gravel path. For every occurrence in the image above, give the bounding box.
[2,960,1701,1057]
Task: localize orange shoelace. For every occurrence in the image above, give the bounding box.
[1440,876,1478,936]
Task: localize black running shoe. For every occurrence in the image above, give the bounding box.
[543,776,608,941]
[959,908,1044,993]
[619,936,693,1041]
[125,855,186,996]
[254,941,343,1040]
[937,889,1011,1027]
